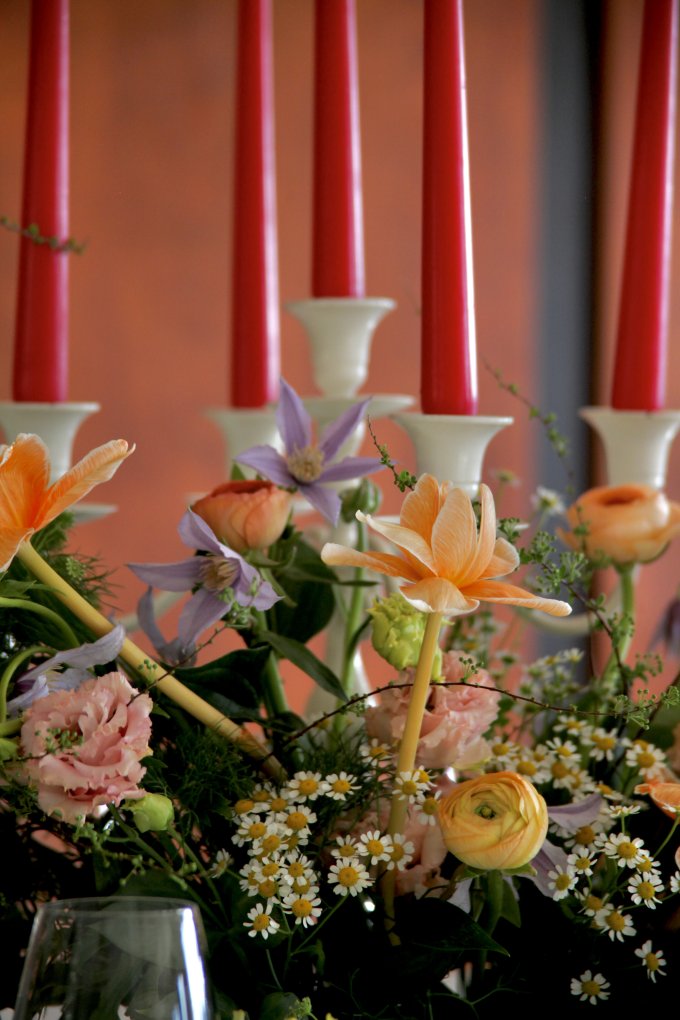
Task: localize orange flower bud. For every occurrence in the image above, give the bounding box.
[438,771,548,871]
[560,484,680,565]
[191,480,292,553]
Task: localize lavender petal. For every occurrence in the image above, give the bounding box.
[129,557,202,592]
[178,509,224,555]
[231,558,282,611]
[526,840,570,897]
[177,589,228,650]
[236,446,295,489]
[21,626,126,683]
[318,397,371,461]
[548,794,604,832]
[320,456,383,483]
[299,482,342,524]
[276,377,311,452]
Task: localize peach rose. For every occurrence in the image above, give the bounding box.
[191,480,292,553]
[365,652,500,769]
[559,484,680,565]
[438,771,548,871]
[20,671,153,824]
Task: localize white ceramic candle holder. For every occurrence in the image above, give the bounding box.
[580,406,680,489]
[286,297,395,398]
[204,407,280,477]
[394,413,513,493]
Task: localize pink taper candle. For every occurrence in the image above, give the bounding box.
[13,0,70,403]
[312,0,365,297]
[421,0,478,416]
[611,0,678,411]
[230,0,280,408]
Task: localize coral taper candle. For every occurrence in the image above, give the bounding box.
[13,0,70,403]
[312,0,365,297]
[611,0,678,411]
[230,0,280,408]
[421,0,478,416]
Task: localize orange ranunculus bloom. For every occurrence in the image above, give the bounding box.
[559,483,680,565]
[0,433,132,570]
[438,771,549,871]
[634,779,680,820]
[321,474,571,617]
[191,479,292,553]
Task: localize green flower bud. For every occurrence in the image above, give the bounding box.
[0,737,19,761]
[368,593,442,676]
[126,793,174,833]
[340,479,381,523]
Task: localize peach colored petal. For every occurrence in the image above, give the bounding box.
[0,433,50,532]
[0,523,35,571]
[430,487,478,579]
[482,536,520,579]
[463,579,572,616]
[357,511,435,573]
[400,473,442,543]
[458,484,497,583]
[400,576,478,615]
[38,440,134,527]
[321,543,422,581]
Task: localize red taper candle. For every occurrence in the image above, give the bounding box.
[421,0,477,416]
[231,0,280,408]
[611,0,678,411]
[312,0,365,297]
[13,0,70,403]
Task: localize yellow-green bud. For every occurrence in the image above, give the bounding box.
[368,593,442,676]
[0,737,19,761]
[127,793,174,833]
[340,479,381,522]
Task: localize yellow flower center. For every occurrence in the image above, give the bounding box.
[291,898,314,919]
[551,762,569,779]
[606,911,626,932]
[252,913,272,932]
[617,841,638,860]
[637,857,653,873]
[637,881,655,900]
[257,879,278,898]
[421,797,438,816]
[637,751,656,768]
[269,795,288,811]
[261,834,282,855]
[286,445,325,484]
[645,952,660,971]
[583,894,603,912]
[261,861,279,877]
[581,980,602,997]
[594,735,615,750]
[200,554,238,593]
[574,825,596,846]
[391,843,406,862]
[247,821,267,840]
[555,873,572,891]
[234,798,255,815]
[332,778,351,795]
[286,811,310,831]
[573,856,591,872]
[253,789,271,802]
[365,838,386,857]
[400,779,418,797]
[516,760,537,776]
[475,803,497,820]
[337,866,360,888]
[297,779,319,797]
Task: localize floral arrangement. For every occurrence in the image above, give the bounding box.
[1,381,680,1018]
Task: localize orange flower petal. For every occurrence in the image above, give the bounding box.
[321,543,421,581]
[401,576,478,615]
[357,512,435,573]
[483,536,520,579]
[430,487,478,579]
[38,440,134,528]
[400,473,442,543]
[463,579,572,616]
[459,484,497,583]
[0,434,50,533]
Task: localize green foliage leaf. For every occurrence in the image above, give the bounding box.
[175,647,270,715]
[258,629,347,701]
[268,538,336,642]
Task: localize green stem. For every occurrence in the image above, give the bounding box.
[0,644,45,723]
[599,565,635,697]
[381,610,443,937]
[16,542,283,780]
[339,519,367,697]
[0,595,78,647]
[253,610,289,717]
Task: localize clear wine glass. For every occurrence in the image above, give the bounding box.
[13,897,214,1020]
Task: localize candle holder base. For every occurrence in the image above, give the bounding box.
[205,407,280,477]
[287,297,395,398]
[580,406,680,489]
[394,413,513,493]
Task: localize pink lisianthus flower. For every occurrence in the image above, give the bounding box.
[365,651,501,770]
[19,671,153,824]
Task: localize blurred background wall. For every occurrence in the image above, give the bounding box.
[0,0,677,693]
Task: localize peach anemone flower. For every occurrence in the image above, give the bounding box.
[321,474,571,618]
[0,433,132,570]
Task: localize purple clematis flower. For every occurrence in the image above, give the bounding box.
[236,377,382,524]
[7,625,126,717]
[128,509,281,656]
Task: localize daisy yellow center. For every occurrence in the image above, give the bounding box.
[257,879,278,898]
[391,843,405,861]
[422,797,438,816]
[269,796,288,811]
[288,861,306,878]
[261,861,279,877]
[554,744,572,758]
[286,445,325,484]
[261,834,282,855]
[297,779,319,797]
[555,873,572,891]
[291,898,314,919]
[247,822,267,840]
[517,760,537,776]
[594,735,615,750]
[574,856,591,872]
[606,911,625,932]
[337,866,361,888]
[637,858,653,873]
[575,825,595,846]
[417,770,431,784]
[584,894,603,912]
[618,841,637,860]
[645,952,660,971]
[637,881,655,900]
[286,811,310,831]
[336,843,356,859]
[332,778,351,795]
[581,980,603,997]
[253,789,271,802]
[400,780,418,797]
[200,554,238,593]
[234,799,254,815]
[492,741,510,755]
[292,876,312,893]
[369,744,389,760]
[551,762,569,779]
[366,838,386,857]
[252,913,272,932]
[637,751,656,768]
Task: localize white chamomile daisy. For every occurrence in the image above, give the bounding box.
[627,871,664,908]
[567,850,597,878]
[385,833,415,871]
[207,848,233,877]
[325,772,358,801]
[583,727,619,762]
[416,792,441,826]
[360,738,393,766]
[602,832,646,869]
[358,830,393,865]
[328,858,372,897]
[625,740,667,778]
[281,803,317,836]
[608,802,644,819]
[282,888,323,928]
[595,905,636,941]
[330,835,360,860]
[288,771,329,801]
[395,769,431,803]
[548,865,577,900]
[635,940,667,982]
[244,902,280,939]
[570,970,610,1004]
